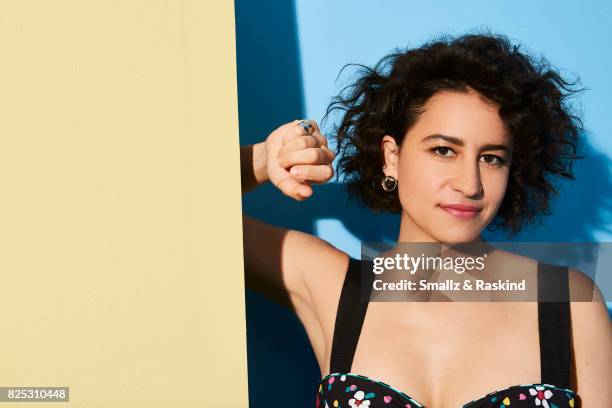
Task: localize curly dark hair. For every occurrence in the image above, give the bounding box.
[324,32,584,235]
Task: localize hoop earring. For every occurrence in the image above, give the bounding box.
[381,165,397,192]
[381,175,397,192]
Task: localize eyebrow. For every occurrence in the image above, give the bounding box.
[421,133,511,152]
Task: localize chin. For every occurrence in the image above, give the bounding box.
[432,226,482,244]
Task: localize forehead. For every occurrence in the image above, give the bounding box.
[407,90,511,146]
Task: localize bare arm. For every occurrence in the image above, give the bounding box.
[240,142,268,195]
[242,214,345,311]
[240,120,339,311]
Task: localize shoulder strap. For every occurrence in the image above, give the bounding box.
[537,261,572,389]
[329,257,373,374]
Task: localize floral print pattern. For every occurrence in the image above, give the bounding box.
[316,373,578,408]
[349,390,371,407]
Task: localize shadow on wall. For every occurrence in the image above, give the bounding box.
[235,1,318,407]
[235,1,612,404]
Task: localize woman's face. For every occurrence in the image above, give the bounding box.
[382,89,513,243]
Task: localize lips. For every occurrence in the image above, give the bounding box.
[439,203,482,220]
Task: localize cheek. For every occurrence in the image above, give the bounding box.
[396,157,441,204]
[482,170,510,207]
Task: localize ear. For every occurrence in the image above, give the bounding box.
[381,135,400,179]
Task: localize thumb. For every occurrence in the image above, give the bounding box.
[277,176,313,200]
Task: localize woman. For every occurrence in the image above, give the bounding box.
[240,34,611,407]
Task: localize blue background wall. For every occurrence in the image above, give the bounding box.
[235,1,612,406]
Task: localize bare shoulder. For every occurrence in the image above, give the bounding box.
[567,267,612,405]
[283,228,350,307]
[483,247,538,278]
[567,267,604,302]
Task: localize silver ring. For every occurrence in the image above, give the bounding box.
[297,119,314,135]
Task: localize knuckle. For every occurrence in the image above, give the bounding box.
[319,149,328,163]
[297,137,309,150]
[293,125,304,136]
[287,125,301,140]
[317,148,328,163]
[308,149,320,162]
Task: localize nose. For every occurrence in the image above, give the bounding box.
[450,157,483,198]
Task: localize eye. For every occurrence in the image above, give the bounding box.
[430,146,455,158]
[480,154,505,167]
